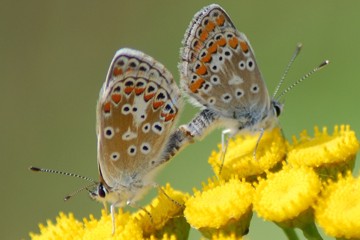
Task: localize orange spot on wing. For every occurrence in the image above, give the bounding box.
[103,102,111,113]
[196,64,207,76]
[135,87,145,95]
[217,37,226,47]
[165,113,176,122]
[189,78,205,93]
[111,94,121,104]
[229,37,239,49]
[208,43,218,54]
[216,14,225,26]
[200,30,209,41]
[201,53,212,63]
[124,87,134,94]
[144,93,155,101]
[113,67,123,76]
[153,101,164,109]
[240,41,249,53]
[205,21,215,32]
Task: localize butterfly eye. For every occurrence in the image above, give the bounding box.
[273,103,282,117]
[98,184,107,198]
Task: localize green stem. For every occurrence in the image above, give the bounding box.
[300,222,323,240]
[278,225,300,240]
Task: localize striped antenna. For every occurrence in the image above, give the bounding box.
[29,166,96,183]
[273,43,303,98]
[275,60,330,101]
[29,166,98,200]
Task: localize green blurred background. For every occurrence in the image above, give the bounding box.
[2,0,360,239]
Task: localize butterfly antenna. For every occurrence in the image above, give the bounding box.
[64,182,97,201]
[273,43,303,98]
[275,60,330,101]
[29,166,97,184]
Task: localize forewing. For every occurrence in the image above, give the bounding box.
[97,48,181,187]
[180,4,270,118]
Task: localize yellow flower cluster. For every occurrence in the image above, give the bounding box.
[30,125,360,239]
[186,125,359,239]
[184,177,253,238]
[315,172,360,238]
[30,184,188,240]
[208,128,286,181]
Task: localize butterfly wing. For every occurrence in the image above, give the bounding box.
[97,48,182,188]
[180,4,271,121]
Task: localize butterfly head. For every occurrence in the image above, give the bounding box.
[89,183,108,201]
[88,181,125,206]
[260,99,283,130]
[271,99,283,118]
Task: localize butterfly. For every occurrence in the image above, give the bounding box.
[178,4,328,172]
[31,48,185,234]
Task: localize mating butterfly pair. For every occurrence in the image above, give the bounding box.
[91,3,285,228]
[91,5,281,227]
[31,4,327,234]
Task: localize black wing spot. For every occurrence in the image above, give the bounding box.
[129,62,137,68]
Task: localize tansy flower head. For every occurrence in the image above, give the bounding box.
[287,125,359,180]
[133,183,190,239]
[30,210,143,240]
[30,212,85,240]
[184,177,254,238]
[30,184,187,240]
[315,171,360,239]
[253,164,321,225]
[209,128,286,181]
[83,209,142,239]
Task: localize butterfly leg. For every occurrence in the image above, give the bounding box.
[253,128,265,160]
[153,183,185,208]
[126,200,153,223]
[110,203,116,235]
[103,202,108,213]
[218,129,231,177]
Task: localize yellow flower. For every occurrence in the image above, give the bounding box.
[29,125,359,240]
[208,128,286,181]
[83,210,143,240]
[133,183,190,239]
[209,231,244,240]
[30,212,85,240]
[253,165,321,228]
[30,184,188,240]
[315,172,360,239]
[148,233,178,240]
[287,125,359,180]
[184,177,254,238]
[30,210,143,240]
